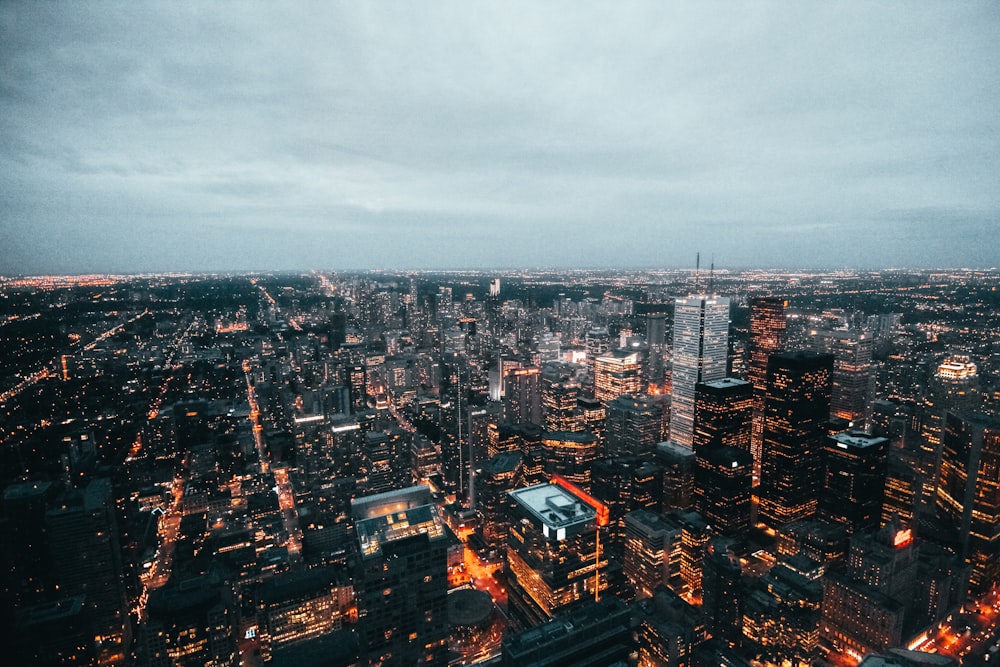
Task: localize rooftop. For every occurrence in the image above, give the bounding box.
[830,431,888,450]
[509,482,596,531]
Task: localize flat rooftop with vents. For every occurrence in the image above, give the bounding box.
[508,482,596,540]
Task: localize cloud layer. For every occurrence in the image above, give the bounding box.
[2,2,998,273]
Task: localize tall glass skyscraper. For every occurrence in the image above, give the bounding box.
[749,297,787,479]
[669,295,730,449]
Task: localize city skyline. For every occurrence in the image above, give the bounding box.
[2,2,999,275]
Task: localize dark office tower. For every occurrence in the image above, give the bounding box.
[656,441,695,512]
[702,540,744,649]
[623,510,680,601]
[693,378,752,453]
[670,295,731,449]
[819,432,888,534]
[591,458,663,566]
[935,411,1000,596]
[757,351,833,531]
[352,486,449,666]
[605,394,663,457]
[138,574,237,667]
[646,313,668,388]
[541,431,600,488]
[676,510,711,597]
[593,350,642,405]
[693,445,753,537]
[541,373,581,433]
[748,297,787,479]
[504,367,543,426]
[476,451,523,552]
[12,596,95,665]
[1,480,54,609]
[506,479,609,630]
[501,597,632,667]
[46,478,130,664]
[809,328,873,427]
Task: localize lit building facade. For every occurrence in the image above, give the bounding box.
[505,479,609,630]
[693,378,752,453]
[623,509,680,601]
[757,351,833,531]
[935,411,1000,595]
[808,328,873,427]
[749,297,787,480]
[669,295,730,449]
[593,350,642,405]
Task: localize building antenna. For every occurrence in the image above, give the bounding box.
[695,252,701,293]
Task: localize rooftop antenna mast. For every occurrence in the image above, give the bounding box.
[695,252,701,293]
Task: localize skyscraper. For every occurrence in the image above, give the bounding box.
[623,509,679,601]
[693,378,752,453]
[504,366,543,426]
[352,486,449,665]
[819,432,889,534]
[506,479,609,630]
[605,394,663,457]
[669,295,730,448]
[593,350,642,405]
[645,312,668,388]
[808,328,873,426]
[757,351,833,531]
[749,297,787,480]
[935,411,1000,596]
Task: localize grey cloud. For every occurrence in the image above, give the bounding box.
[1,1,998,273]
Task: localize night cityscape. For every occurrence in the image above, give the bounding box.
[0,268,998,666]
[2,3,999,667]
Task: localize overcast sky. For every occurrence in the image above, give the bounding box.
[1,2,998,274]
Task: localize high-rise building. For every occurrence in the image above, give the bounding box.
[694,445,753,537]
[742,560,823,666]
[593,350,642,405]
[656,441,695,513]
[757,351,833,531]
[748,297,787,480]
[256,566,354,661]
[819,432,889,534]
[916,356,981,512]
[935,411,1000,596]
[475,451,523,552]
[504,367,543,426]
[352,486,449,665]
[45,478,130,664]
[623,510,680,601]
[505,479,610,630]
[820,522,917,659]
[646,313,668,388]
[701,539,744,649]
[605,394,663,457]
[669,295,730,448]
[693,378,752,453]
[808,328,873,427]
[541,371,581,433]
[138,574,237,667]
[540,431,600,488]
